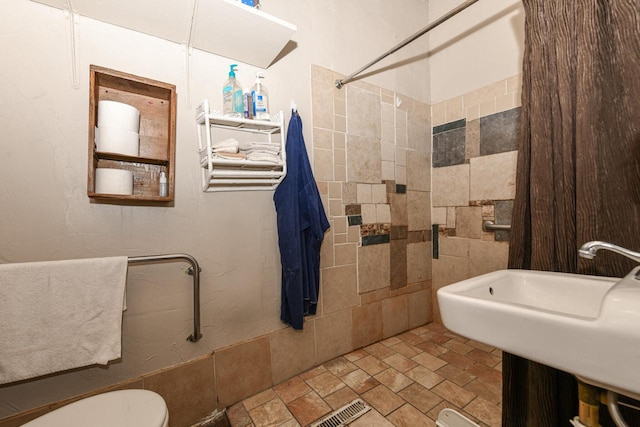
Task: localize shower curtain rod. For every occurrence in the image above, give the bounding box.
[335,0,480,89]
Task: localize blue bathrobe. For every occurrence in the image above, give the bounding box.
[274,111,330,330]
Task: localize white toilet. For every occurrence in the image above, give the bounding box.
[23,389,169,427]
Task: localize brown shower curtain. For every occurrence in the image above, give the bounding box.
[505,0,640,426]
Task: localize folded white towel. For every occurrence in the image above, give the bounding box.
[212,138,239,150]
[238,140,280,151]
[246,152,281,163]
[0,257,128,384]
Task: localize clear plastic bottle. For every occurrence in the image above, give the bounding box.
[251,72,270,121]
[159,171,168,197]
[222,64,243,118]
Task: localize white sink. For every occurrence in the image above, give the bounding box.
[437,267,640,398]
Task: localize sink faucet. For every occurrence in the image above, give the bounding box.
[579,241,640,280]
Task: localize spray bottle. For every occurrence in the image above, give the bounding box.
[251,72,270,121]
[222,64,243,118]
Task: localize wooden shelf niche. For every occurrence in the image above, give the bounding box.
[88,65,177,204]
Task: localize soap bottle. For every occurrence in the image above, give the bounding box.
[222,64,243,118]
[251,72,270,121]
[159,171,168,197]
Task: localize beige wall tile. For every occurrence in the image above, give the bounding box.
[334,234,347,244]
[215,336,272,407]
[395,166,407,185]
[381,88,395,104]
[334,97,346,117]
[439,237,470,258]
[408,101,431,153]
[334,132,346,149]
[513,90,523,107]
[407,242,432,284]
[381,140,395,161]
[371,184,387,204]
[381,161,395,180]
[469,151,518,201]
[389,193,408,226]
[315,309,353,364]
[463,80,507,108]
[382,294,409,338]
[313,128,333,150]
[342,182,357,204]
[468,240,509,278]
[143,356,217,427]
[329,199,343,217]
[432,165,469,207]
[320,226,334,268]
[358,244,390,293]
[270,324,316,385]
[381,122,395,143]
[466,104,480,122]
[348,225,361,243]
[347,86,381,139]
[361,204,377,224]
[314,148,334,181]
[496,93,515,113]
[465,119,480,160]
[431,102,446,126]
[335,243,357,266]
[311,78,334,130]
[334,115,347,133]
[381,102,394,124]
[376,204,391,223]
[408,289,432,329]
[407,151,430,191]
[432,256,470,322]
[322,264,358,314]
[335,148,346,166]
[445,96,464,123]
[357,184,372,203]
[455,206,482,239]
[479,99,496,117]
[335,165,347,182]
[352,301,383,349]
[333,216,347,235]
[395,127,407,148]
[396,108,407,129]
[446,207,456,229]
[347,134,381,184]
[317,181,328,195]
[407,191,431,231]
[395,147,407,167]
[328,182,342,199]
[432,207,446,225]
[506,74,522,93]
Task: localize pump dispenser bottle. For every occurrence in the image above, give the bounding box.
[223,64,243,118]
[251,72,270,121]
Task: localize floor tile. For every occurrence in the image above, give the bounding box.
[432,380,477,408]
[361,385,406,416]
[397,383,443,413]
[248,398,293,427]
[374,368,414,393]
[342,368,380,394]
[233,324,502,427]
[387,403,437,427]
[382,353,418,373]
[354,355,389,376]
[305,371,346,397]
[286,391,331,426]
[273,377,311,404]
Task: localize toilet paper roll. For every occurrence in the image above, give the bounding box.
[98,100,140,132]
[95,126,140,157]
[95,168,134,195]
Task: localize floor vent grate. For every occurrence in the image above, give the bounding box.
[310,398,371,427]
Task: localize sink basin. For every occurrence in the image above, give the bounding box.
[437,267,640,398]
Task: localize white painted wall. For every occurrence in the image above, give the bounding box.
[427,0,524,104]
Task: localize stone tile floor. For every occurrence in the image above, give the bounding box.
[226,322,502,427]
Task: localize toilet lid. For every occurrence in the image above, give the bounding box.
[23,389,168,427]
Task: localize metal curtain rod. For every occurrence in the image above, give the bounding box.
[128,253,202,342]
[335,0,480,89]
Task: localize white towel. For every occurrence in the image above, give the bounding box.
[0,256,128,384]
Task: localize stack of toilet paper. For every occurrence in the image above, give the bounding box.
[94,100,140,195]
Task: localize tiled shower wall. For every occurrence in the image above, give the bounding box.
[311,64,433,343]
[431,75,523,321]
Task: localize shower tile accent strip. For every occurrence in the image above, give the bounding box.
[433,118,466,134]
[361,234,390,246]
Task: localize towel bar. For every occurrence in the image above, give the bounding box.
[482,220,511,232]
[128,254,202,342]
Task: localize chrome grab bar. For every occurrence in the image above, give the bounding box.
[128,254,202,342]
[482,220,511,232]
